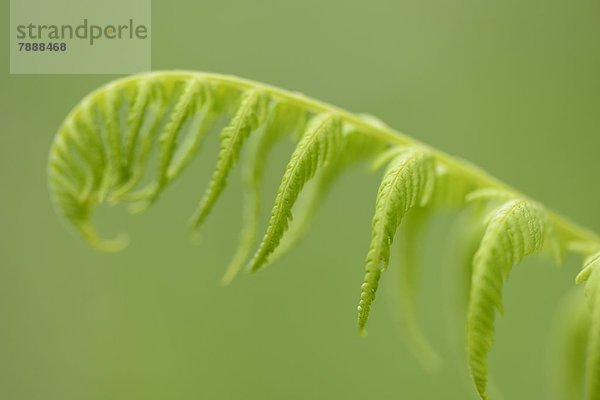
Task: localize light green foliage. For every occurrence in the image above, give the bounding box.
[268,127,385,266]
[466,199,549,399]
[358,148,436,333]
[189,89,266,231]
[47,71,600,399]
[222,101,306,284]
[248,113,342,272]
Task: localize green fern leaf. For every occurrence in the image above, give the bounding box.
[111,82,170,201]
[166,89,217,184]
[122,79,219,209]
[149,79,205,202]
[189,89,266,230]
[358,148,436,334]
[466,199,549,399]
[268,127,386,265]
[248,113,342,272]
[222,101,306,284]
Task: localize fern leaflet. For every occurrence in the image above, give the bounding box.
[358,148,436,333]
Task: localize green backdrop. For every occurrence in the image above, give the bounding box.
[2,1,599,399]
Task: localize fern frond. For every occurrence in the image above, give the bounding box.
[222,101,306,284]
[189,89,266,231]
[167,91,217,184]
[358,148,436,334]
[268,127,385,265]
[248,113,343,272]
[144,78,206,205]
[47,71,600,400]
[111,86,169,201]
[466,199,549,399]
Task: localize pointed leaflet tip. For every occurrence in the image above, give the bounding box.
[221,102,306,284]
[357,148,436,332]
[188,90,266,232]
[248,113,342,273]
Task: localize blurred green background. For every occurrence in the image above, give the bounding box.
[2,1,599,399]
